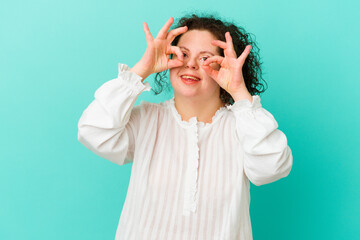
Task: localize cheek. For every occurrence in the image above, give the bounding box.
[202,74,220,88]
[169,68,175,76]
[169,69,178,84]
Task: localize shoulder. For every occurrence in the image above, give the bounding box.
[133,99,169,117]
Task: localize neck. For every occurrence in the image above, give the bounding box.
[173,94,226,123]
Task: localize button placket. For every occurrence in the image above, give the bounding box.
[182,118,200,216]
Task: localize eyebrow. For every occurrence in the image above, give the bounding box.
[178,46,216,56]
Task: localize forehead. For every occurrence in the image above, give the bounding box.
[177,30,219,53]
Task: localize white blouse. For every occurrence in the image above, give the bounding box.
[77,63,293,240]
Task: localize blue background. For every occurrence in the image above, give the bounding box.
[1,0,359,239]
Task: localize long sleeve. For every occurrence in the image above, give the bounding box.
[231,95,293,186]
[77,63,151,165]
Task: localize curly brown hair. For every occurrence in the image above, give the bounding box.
[151,13,268,105]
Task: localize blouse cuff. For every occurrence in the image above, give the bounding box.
[230,95,262,113]
[117,63,152,93]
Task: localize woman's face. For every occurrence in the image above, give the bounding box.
[169,29,221,102]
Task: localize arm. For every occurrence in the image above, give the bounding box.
[78,17,187,165]
[77,63,151,165]
[231,95,293,186]
[200,30,292,186]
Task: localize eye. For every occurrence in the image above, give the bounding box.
[200,56,209,63]
[172,52,187,59]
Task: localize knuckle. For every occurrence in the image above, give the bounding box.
[167,30,175,37]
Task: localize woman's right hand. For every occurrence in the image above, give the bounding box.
[130,17,188,79]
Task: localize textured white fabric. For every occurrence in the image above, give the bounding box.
[77,63,293,240]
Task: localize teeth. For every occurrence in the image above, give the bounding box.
[182,75,200,81]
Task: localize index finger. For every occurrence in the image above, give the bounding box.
[156,17,174,39]
[166,26,188,43]
[202,55,224,66]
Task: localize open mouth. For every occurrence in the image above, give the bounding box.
[180,75,201,82]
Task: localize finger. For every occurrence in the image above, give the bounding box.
[166,26,188,43]
[201,56,223,79]
[211,39,227,50]
[168,59,184,69]
[167,46,184,69]
[156,17,174,39]
[166,46,183,61]
[225,32,237,58]
[143,22,154,43]
[201,64,219,80]
[202,55,224,66]
[237,45,251,64]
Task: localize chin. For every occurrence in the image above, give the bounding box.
[174,90,199,98]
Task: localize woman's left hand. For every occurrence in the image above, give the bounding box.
[201,32,252,101]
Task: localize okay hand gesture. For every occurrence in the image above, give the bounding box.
[131,17,188,79]
[201,32,252,98]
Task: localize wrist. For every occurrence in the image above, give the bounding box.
[130,61,152,81]
[231,90,253,103]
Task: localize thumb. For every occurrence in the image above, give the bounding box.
[201,65,218,80]
[168,59,184,69]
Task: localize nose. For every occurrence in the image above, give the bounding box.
[185,56,199,70]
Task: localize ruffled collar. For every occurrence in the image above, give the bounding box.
[165,97,230,128]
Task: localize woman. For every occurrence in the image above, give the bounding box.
[78,14,293,240]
